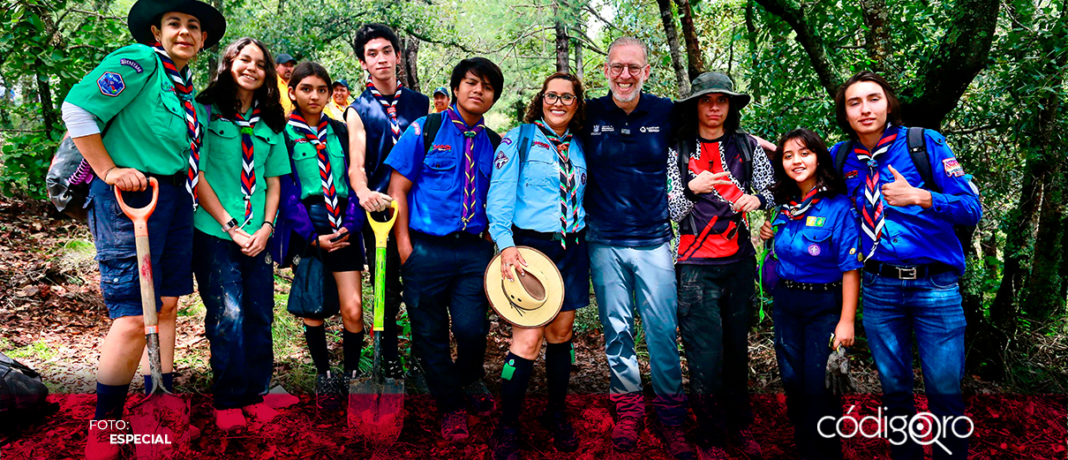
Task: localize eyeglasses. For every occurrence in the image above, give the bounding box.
[608,64,645,77]
[543,92,577,106]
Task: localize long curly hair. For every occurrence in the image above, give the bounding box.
[769,128,845,203]
[522,72,586,132]
[196,37,286,133]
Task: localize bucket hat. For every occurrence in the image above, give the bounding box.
[678,72,750,110]
[128,0,227,49]
[485,247,565,328]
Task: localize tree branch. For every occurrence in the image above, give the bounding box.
[584,4,620,31]
[753,0,843,98]
[858,0,893,74]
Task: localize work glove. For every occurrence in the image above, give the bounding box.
[825,334,854,395]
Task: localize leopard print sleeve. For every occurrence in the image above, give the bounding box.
[667,144,695,222]
[750,138,776,209]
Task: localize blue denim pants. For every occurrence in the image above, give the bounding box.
[862,269,967,460]
[773,284,843,460]
[589,241,687,426]
[402,231,494,412]
[193,231,275,410]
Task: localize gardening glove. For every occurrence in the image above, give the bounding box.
[825,334,854,395]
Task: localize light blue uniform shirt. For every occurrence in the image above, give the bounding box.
[487,124,588,249]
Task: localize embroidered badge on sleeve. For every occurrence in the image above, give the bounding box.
[494,150,509,169]
[943,158,965,177]
[97,72,125,97]
[120,58,144,73]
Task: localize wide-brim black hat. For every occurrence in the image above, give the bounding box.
[128,0,226,49]
[678,72,750,110]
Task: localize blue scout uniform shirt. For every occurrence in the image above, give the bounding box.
[385,106,495,236]
[487,124,588,249]
[579,92,674,246]
[830,125,982,275]
[772,194,863,284]
[350,88,430,193]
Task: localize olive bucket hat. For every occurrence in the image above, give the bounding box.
[128,0,227,49]
[678,72,750,110]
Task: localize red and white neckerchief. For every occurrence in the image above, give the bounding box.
[781,186,824,220]
[234,102,261,227]
[288,112,342,232]
[853,124,898,260]
[366,76,403,144]
[152,42,203,209]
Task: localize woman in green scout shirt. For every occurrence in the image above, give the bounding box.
[60,0,224,457]
[190,37,288,431]
[276,62,367,413]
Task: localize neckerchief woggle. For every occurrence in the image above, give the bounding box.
[781,185,825,220]
[152,43,204,210]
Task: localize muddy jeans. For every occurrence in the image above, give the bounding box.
[677,258,755,447]
[193,231,275,410]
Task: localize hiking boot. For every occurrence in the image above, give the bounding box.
[316,371,343,412]
[488,422,521,460]
[652,418,695,460]
[697,444,729,460]
[214,408,246,431]
[242,402,279,426]
[730,428,763,459]
[611,415,644,452]
[538,409,579,452]
[86,421,124,460]
[464,379,495,416]
[383,357,404,380]
[440,408,470,442]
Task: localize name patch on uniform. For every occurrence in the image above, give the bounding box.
[97,72,125,97]
[844,170,859,179]
[119,58,143,73]
[501,137,513,145]
[805,216,826,227]
[533,141,551,150]
[943,158,964,177]
[494,151,509,169]
[432,144,452,151]
[639,126,660,133]
[808,244,821,256]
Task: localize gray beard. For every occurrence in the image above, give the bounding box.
[612,81,644,103]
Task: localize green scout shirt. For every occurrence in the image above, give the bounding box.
[64,44,209,176]
[284,122,349,200]
[194,106,291,241]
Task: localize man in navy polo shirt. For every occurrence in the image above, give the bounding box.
[385,57,503,443]
[579,36,691,459]
[346,23,430,377]
[832,71,981,460]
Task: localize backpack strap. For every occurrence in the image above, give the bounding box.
[423,112,444,155]
[486,128,502,151]
[517,123,535,163]
[734,132,755,187]
[906,126,938,193]
[835,141,849,176]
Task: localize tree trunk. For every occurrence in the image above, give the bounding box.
[655,0,689,97]
[397,36,421,93]
[673,0,704,79]
[554,1,570,73]
[206,0,222,73]
[573,19,584,79]
[35,66,57,138]
[991,164,1043,335]
[858,0,893,75]
[1024,168,1066,326]
[745,0,760,101]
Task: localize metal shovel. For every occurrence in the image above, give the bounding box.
[348,201,404,449]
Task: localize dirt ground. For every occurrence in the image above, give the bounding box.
[2,196,1067,459]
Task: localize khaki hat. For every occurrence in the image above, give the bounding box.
[485,247,564,328]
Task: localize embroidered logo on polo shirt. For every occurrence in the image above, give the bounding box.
[640,126,660,133]
[599,125,615,132]
[120,58,143,73]
[97,72,125,97]
[943,158,964,177]
[844,170,859,179]
[494,151,509,169]
[533,141,551,150]
[432,144,452,151]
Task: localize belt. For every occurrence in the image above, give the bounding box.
[513,227,585,244]
[301,196,349,208]
[863,261,952,280]
[144,172,187,187]
[783,279,841,292]
[411,229,486,242]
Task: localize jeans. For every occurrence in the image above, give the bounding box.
[193,231,275,410]
[402,231,494,412]
[773,284,843,460]
[862,269,967,460]
[677,259,755,446]
[589,241,686,426]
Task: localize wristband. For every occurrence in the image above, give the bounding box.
[102,167,115,183]
[262,221,275,229]
[221,218,239,233]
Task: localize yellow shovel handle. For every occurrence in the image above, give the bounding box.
[366,201,398,248]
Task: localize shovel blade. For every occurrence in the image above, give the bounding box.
[348,378,405,449]
[127,393,191,460]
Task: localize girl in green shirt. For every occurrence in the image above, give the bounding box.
[277,62,367,412]
[191,37,289,431]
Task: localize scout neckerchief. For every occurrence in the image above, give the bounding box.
[234,103,261,227]
[367,76,403,144]
[288,111,342,232]
[781,185,825,220]
[852,124,897,260]
[152,42,204,209]
[445,106,486,231]
[533,119,579,249]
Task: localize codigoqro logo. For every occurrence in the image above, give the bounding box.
[818,406,975,455]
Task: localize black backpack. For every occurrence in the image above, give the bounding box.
[676,132,757,192]
[834,126,977,249]
[421,111,502,155]
[0,351,53,432]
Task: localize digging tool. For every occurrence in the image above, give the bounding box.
[116,178,191,459]
[349,201,404,449]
